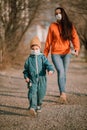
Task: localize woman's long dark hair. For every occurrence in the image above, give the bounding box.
[55,7,73,41]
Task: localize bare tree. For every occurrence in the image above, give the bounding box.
[0,0,47,63]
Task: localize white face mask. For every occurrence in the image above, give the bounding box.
[30,49,40,55]
[56,14,62,21]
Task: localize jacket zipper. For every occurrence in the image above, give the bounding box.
[35,55,39,81]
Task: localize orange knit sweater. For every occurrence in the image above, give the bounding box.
[44,22,80,57]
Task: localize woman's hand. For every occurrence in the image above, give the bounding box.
[25,78,30,83]
[75,50,79,56]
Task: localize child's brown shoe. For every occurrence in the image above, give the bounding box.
[29,108,37,116]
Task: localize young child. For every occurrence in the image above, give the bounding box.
[23,36,54,116]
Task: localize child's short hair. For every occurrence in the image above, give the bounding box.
[30,36,41,48]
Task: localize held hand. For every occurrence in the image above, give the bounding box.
[75,50,79,56]
[25,78,30,83]
[48,71,54,75]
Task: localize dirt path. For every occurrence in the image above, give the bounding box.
[0,61,87,130]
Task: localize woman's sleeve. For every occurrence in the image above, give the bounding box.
[72,26,80,51]
[44,25,52,57]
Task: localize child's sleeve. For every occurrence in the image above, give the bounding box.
[23,58,29,79]
[42,55,54,72]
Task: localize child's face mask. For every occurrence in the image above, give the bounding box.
[30,49,40,55]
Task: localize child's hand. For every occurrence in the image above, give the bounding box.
[25,78,30,83]
[48,71,54,75]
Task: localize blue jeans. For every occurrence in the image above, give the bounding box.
[51,54,71,93]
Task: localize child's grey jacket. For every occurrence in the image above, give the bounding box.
[23,53,54,85]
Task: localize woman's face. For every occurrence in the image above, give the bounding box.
[55,9,62,22]
[55,9,61,15]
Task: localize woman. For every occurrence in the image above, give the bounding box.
[44,7,80,102]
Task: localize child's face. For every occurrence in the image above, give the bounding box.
[30,45,40,55]
[31,45,40,50]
